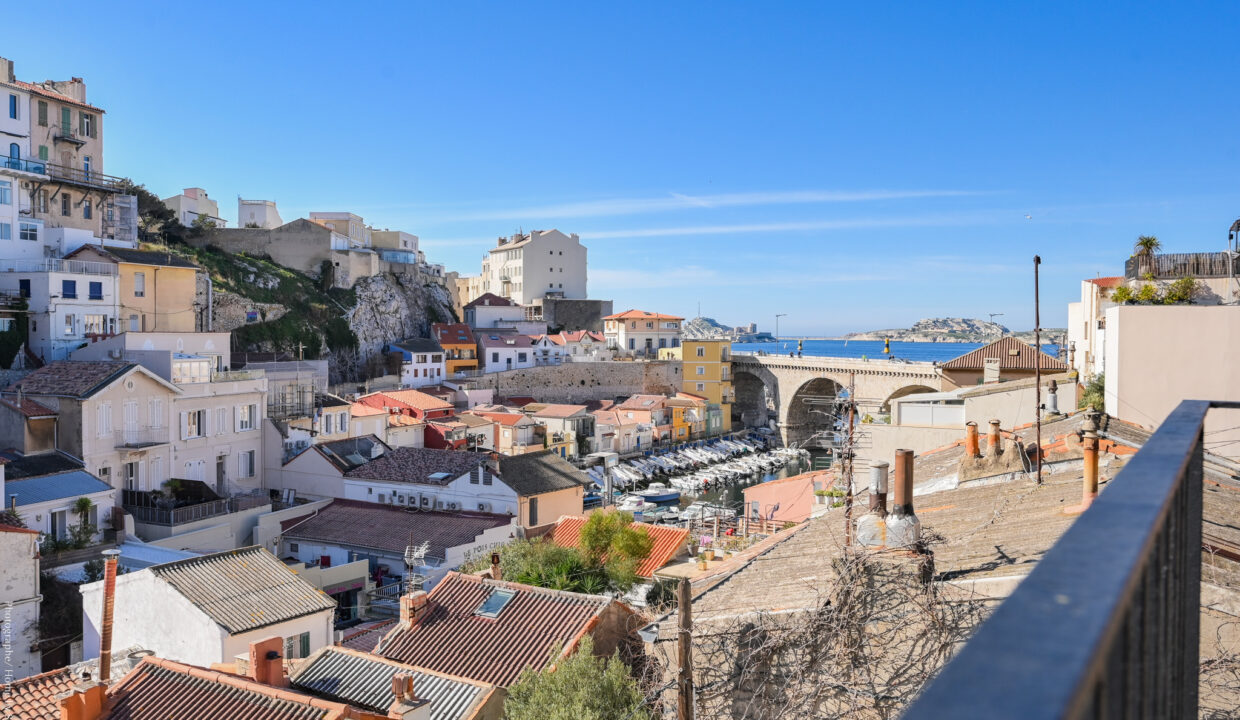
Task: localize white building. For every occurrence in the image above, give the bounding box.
[463,292,546,334]
[341,446,518,514]
[603,309,684,357]
[0,259,119,362]
[81,546,336,668]
[163,187,227,229]
[480,229,587,306]
[545,330,611,361]
[0,80,48,263]
[529,334,566,366]
[2,454,116,546]
[386,338,446,388]
[1066,276,1123,380]
[0,521,42,679]
[237,198,282,229]
[477,333,537,372]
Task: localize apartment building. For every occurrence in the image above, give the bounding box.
[431,322,479,376]
[371,228,419,264]
[680,338,734,431]
[162,187,227,228]
[0,257,119,362]
[386,338,446,388]
[66,245,203,333]
[480,229,587,305]
[603,309,683,356]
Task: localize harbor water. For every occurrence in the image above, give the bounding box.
[731,339,1062,363]
[689,451,825,509]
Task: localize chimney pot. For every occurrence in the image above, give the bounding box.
[490,552,502,581]
[248,636,287,688]
[965,421,981,458]
[988,419,1002,456]
[885,449,921,549]
[867,462,889,516]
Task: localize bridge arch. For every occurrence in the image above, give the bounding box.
[880,384,939,414]
[732,365,780,430]
[782,375,849,448]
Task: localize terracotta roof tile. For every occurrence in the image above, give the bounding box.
[337,619,396,652]
[431,323,477,346]
[940,337,1068,372]
[0,396,57,418]
[0,667,76,719]
[464,293,516,309]
[376,572,616,686]
[10,361,136,398]
[282,500,512,561]
[358,390,453,413]
[1088,276,1125,288]
[603,309,684,321]
[6,79,104,112]
[549,516,689,577]
[345,447,485,485]
[530,404,588,419]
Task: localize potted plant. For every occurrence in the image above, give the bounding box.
[697,552,708,570]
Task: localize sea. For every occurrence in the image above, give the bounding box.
[730,339,1062,363]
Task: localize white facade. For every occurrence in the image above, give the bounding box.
[481,229,587,305]
[342,466,518,515]
[0,91,48,262]
[0,526,41,679]
[530,335,566,366]
[81,566,333,668]
[1066,279,1119,380]
[0,263,119,362]
[237,198,282,229]
[604,312,684,356]
[387,343,446,388]
[163,187,227,229]
[478,335,537,372]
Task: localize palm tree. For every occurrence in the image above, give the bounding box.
[1134,235,1162,277]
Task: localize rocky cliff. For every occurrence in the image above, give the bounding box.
[838,317,1064,344]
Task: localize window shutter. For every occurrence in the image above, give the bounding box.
[234,406,242,433]
[180,412,188,440]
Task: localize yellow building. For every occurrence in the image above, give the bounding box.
[680,338,733,432]
[432,322,479,376]
[67,246,202,332]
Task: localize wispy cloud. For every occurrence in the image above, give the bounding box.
[590,266,888,291]
[582,212,1004,240]
[423,189,982,222]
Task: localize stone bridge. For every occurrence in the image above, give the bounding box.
[731,353,945,446]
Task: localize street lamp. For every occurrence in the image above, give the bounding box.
[775,314,787,341]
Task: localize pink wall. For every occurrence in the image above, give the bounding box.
[742,471,829,524]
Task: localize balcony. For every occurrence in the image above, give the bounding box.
[115,427,171,449]
[0,155,49,177]
[52,124,88,146]
[904,399,1239,720]
[1125,251,1240,280]
[122,488,270,527]
[0,257,117,275]
[43,159,126,193]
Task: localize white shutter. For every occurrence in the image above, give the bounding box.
[180,412,189,440]
[234,406,242,433]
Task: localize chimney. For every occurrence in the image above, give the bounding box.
[855,462,889,548]
[247,636,288,688]
[490,552,502,581]
[97,549,120,683]
[388,673,428,720]
[57,682,106,720]
[1067,410,1102,515]
[988,419,1002,456]
[399,590,430,628]
[391,673,412,702]
[1046,379,1060,416]
[0,58,12,84]
[885,449,921,549]
[962,421,982,456]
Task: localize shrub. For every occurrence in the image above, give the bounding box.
[1162,276,1199,304]
[1135,283,1161,304]
[1111,286,1134,303]
[1079,373,1105,410]
[505,636,649,720]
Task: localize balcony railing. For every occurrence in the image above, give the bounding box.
[0,156,48,176]
[1125,251,1240,280]
[122,490,270,527]
[115,427,171,449]
[211,369,266,382]
[43,160,126,192]
[0,257,117,275]
[904,399,1240,720]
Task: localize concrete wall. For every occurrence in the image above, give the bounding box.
[542,298,614,332]
[1105,305,1240,460]
[251,498,334,553]
[459,360,680,403]
[0,530,42,679]
[857,423,965,468]
[134,502,272,550]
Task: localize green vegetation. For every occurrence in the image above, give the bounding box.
[504,636,649,720]
[466,510,653,594]
[157,243,358,358]
[1079,373,1105,410]
[1110,276,1201,306]
[0,297,28,369]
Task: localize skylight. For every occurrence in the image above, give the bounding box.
[475,588,516,618]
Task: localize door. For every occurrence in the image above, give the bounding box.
[123,401,138,444]
[528,496,538,526]
[83,155,91,181]
[216,456,226,496]
[50,510,68,539]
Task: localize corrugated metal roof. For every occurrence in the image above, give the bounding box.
[102,658,335,719]
[6,470,112,506]
[292,647,490,720]
[149,547,335,634]
[119,539,199,570]
[939,337,1068,371]
[377,572,613,686]
[549,516,689,577]
[281,500,513,560]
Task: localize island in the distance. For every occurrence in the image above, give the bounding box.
[832,317,1067,344]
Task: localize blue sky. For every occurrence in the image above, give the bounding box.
[8,2,1240,334]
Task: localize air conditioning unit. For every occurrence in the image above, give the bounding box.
[420,496,430,507]
[448,501,460,511]
[378,494,386,504]
[477,502,490,512]
[397,494,406,505]
[435,500,444,509]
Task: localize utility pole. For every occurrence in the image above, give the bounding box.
[775,313,786,341]
[1034,256,1043,484]
[677,577,694,720]
[841,372,857,545]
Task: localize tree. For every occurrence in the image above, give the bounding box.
[579,510,654,592]
[69,496,96,549]
[116,179,186,243]
[1162,275,1199,304]
[504,636,650,720]
[1133,235,1162,276]
[1079,373,1104,410]
[190,213,217,236]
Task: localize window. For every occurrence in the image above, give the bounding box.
[0,180,10,205]
[82,201,91,220]
[128,314,138,332]
[431,354,442,363]
[491,352,498,363]
[183,409,206,439]
[133,272,145,297]
[62,280,77,299]
[696,347,706,357]
[289,542,299,553]
[60,193,70,217]
[63,313,75,336]
[19,222,37,241]
[324,413,334,434]
[528,496,538,526]
[239,404,257,431]
[284,632,310,660]
[38,145,47,161]
[475,588,516,618]
[96,402,112,437]
[18,279,29,298]
[80,112,96,138]
[89,281,103,300]
[216,408,227,435]
[697,382,706,392]
[517,352,527,362]
[646,322,653,329]
[60,107,70,132]
[338,411,347,431]
[696,366,705,375]
[416,354,427,363]
[148,398,164,428]
[83,314,106,334]
[628,339,635,350]
[0,319,12,332]
[35,190,47,213]
[0,223,9,241]
[8,94,16,119]
[239,450,255,478]
[37,101,47,126]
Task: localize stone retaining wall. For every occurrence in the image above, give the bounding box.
[459,360,681,403]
